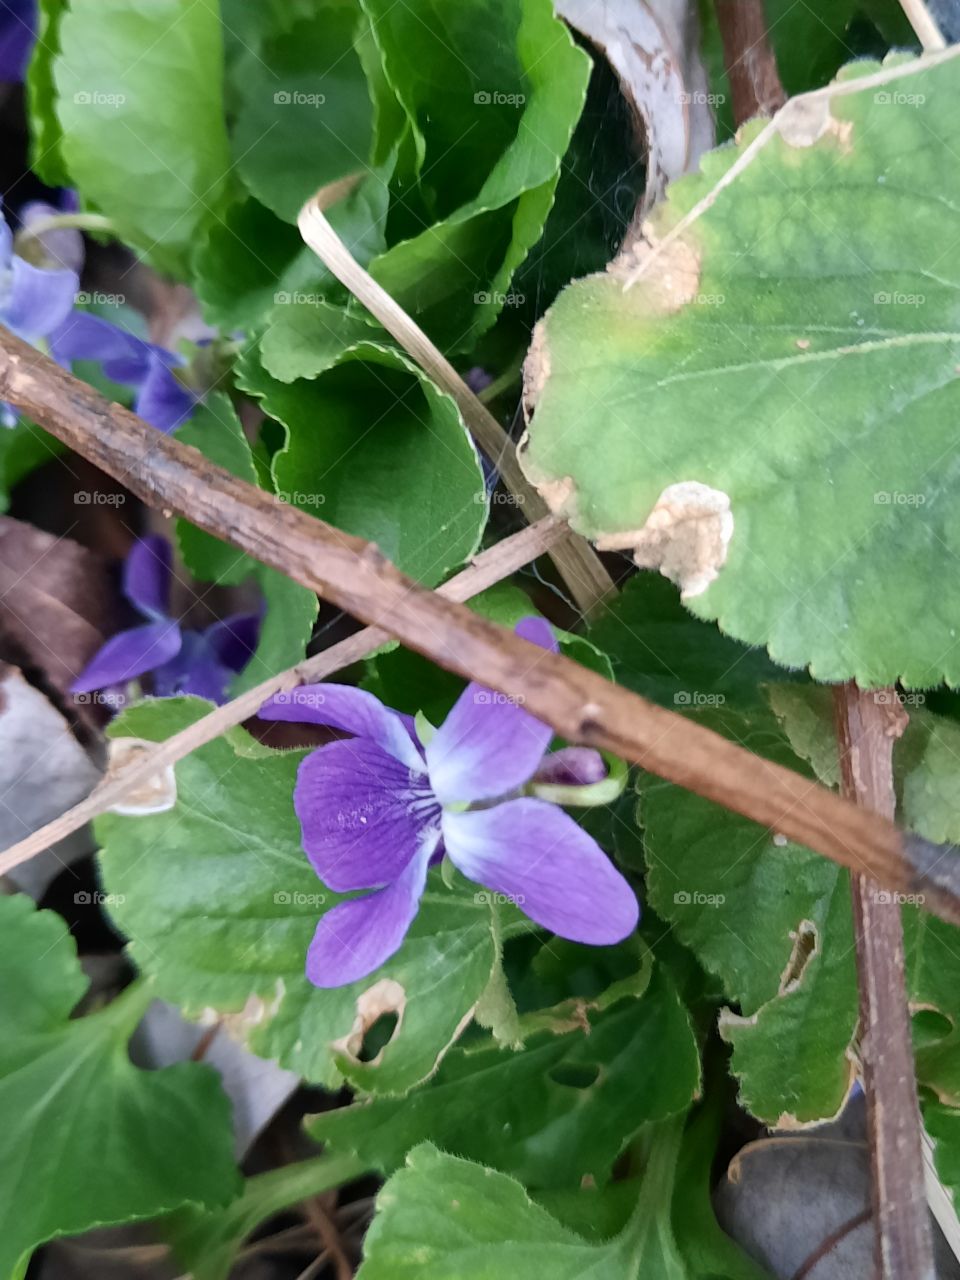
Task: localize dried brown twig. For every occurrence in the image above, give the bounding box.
[835,685,935,1280]
[2,331,960,930]
[0,513,568,875]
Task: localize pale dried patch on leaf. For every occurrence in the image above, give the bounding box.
[778,920,819,996]
[776,96,853,151]
[596,480,733,598]
[611,220,701,308]
[333,977,406,1067]
[105,738,177,815]
[200,980,286,1037]
[521,319,551,422]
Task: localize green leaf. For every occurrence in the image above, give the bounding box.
[259,298,384,383]
[53,0,231,277]
[243,346,486,587]
[233,564,319,695]
[26,0,70,186]
[521,55,960,685]
[193,177,390,333]
[0,895,240,1280]
[588,573,792,711]
[192,198,311,332]
[311,961,699,1188]
[672,1090,776,1280]
[232,10,374,224]
[356,1124,690,1279]
[97,698,504,1093]
[639,703,857,1124]
[362,0,591,348]
[165,1153,368,1280]
[176,393,258,585]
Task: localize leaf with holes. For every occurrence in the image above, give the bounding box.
[311,960,699,1187]
[96,698,510,1094]
[639,701,858,1125]
[521,54,960,685]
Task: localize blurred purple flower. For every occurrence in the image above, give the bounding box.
[71,536,260,704]
[19,197,85,272]
[49,312,198,433]
[1,204,197,432]
[0,0,36,82]
[0,206,77,343]
[258,617,638,988]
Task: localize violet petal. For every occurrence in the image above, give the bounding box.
[443,797,639,945]
[305,844,434,988]
[426,615,559,805]
[0,0,36,82]
[533,747,607,788]
[294,737,438,893]
[204,611,260,673]
[70,620,182,692]
[19,200,85,272]
[123,535,172,620]
[259,684,425,771]
[134,352,196,433]
[49,312,151,379]
[4,256,78,340]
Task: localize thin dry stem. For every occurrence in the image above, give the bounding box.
[297,192,616,619]
[899,0,947,49]
[2,334,960,928]
[0,516,567,876]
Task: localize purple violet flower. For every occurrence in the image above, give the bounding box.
[0,0,36,83]
[258,617,639,988]
[1,203,197,432]
[0,206,77,344]
[71,535,260,704]
[49,312,198,434]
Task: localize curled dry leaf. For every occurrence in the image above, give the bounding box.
[556,0,715,209]
[0,515,120,710]
[0,664,100,897]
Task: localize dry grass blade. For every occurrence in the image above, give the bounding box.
[297,189,616,619]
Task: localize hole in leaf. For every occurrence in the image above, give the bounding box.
[912,1008,953,1048]
[548,1062,600,1089]
[356,1011,399,1063]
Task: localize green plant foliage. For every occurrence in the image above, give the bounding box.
[97,699,517,1093]
[521,55,960,685]
[0,896,240,1280]
[53,0,232,278]
[311,961,699,1187]
[241,345,487,586]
